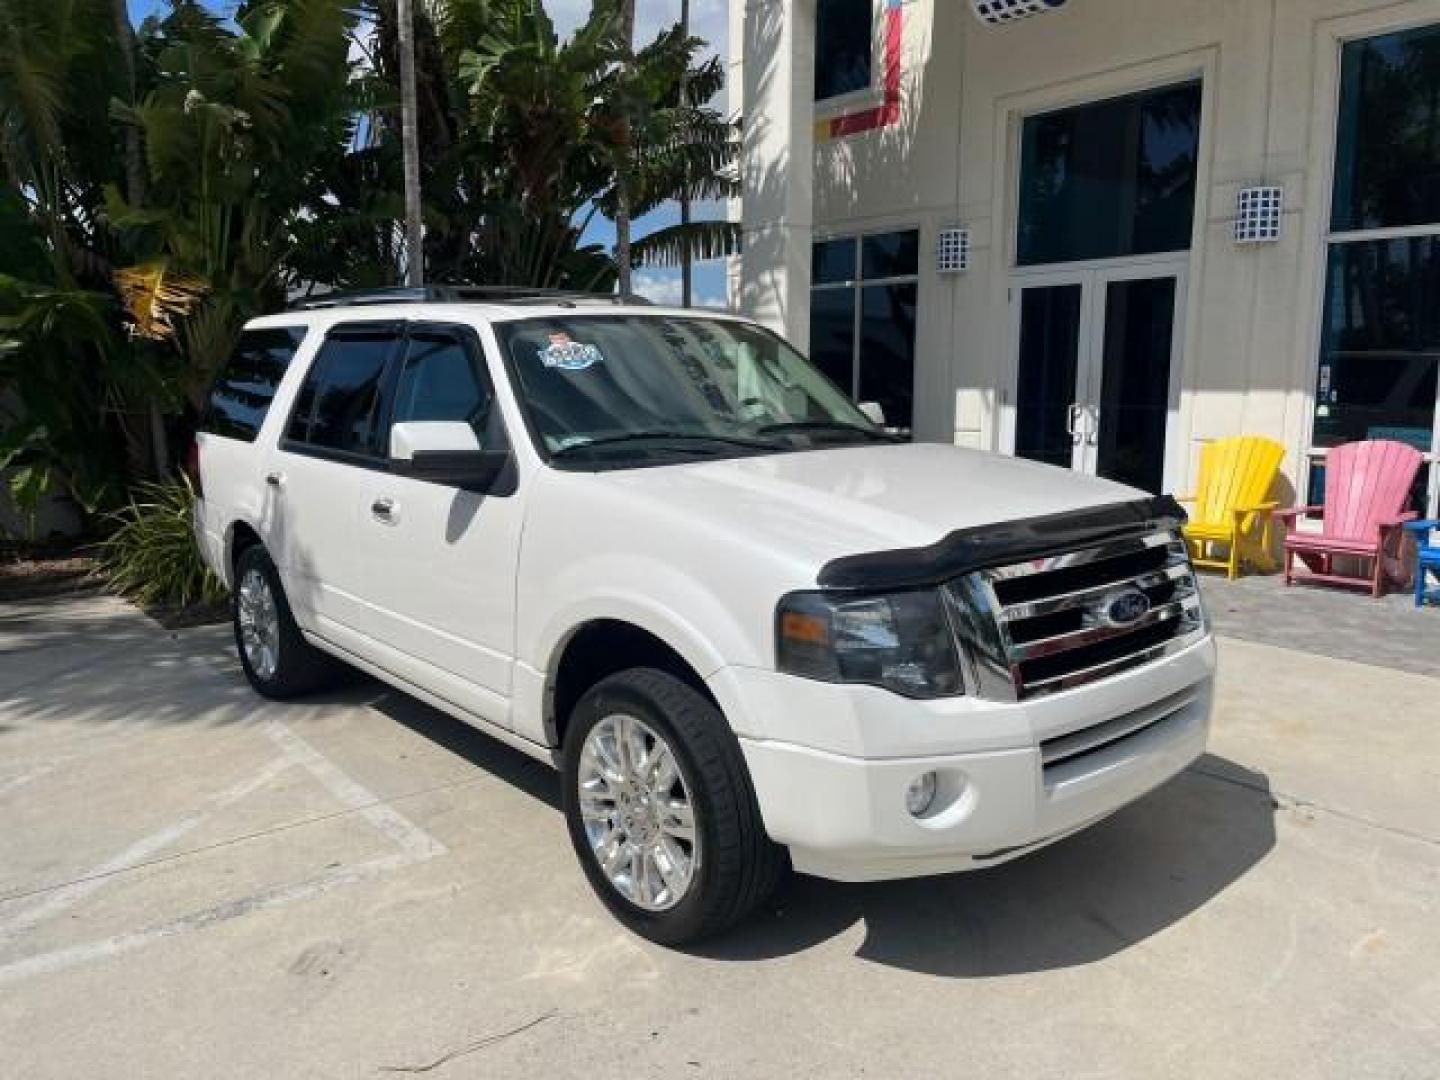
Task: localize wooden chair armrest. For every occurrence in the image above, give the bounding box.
[1274,506,1320,523]
[1379,512,1420,529]
[1231,502,1279,515]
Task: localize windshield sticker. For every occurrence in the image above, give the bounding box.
[538,333,602,371]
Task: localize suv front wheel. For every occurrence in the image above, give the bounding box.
[562,668,785,945]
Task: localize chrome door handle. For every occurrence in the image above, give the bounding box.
[265,471,284,489]
[1067,403,1084,445]
[371,497,397,523]
[1085,405,1100,446]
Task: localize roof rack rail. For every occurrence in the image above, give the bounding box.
[286,285,652,311]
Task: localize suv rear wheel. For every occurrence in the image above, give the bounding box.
[232,545,343,699]
[562,668,785,945]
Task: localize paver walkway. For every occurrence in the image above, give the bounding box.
[1201,572,1440,678]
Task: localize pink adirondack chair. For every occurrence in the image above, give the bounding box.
[1279,440,1424,597]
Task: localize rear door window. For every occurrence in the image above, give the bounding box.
[201,327,307,442]
[286,326,401,458]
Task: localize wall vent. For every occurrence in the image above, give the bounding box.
[1234,185,1284,244]
[937,228,972,273]
[970,0,1069,25]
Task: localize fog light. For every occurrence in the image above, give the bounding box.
[905,772,938,818]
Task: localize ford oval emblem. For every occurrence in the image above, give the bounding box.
[1101,588,1152,627]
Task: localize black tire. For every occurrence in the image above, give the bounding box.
[562,668,786,946]
[232,544,344,699]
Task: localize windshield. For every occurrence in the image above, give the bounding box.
[495,315,889,467]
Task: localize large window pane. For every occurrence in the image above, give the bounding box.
[1015,285,1083,469]
[1018,82,1202,266]
[810,289,857,394]
[813,238,858,285]
[858,283,917,429]
[1313,238,1440,451]
[1332,24,1440,232]
[862,231,919,280]
[815,0,872,102]
[1096,277,1177,494]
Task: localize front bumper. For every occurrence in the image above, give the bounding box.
[717,636,1216,882]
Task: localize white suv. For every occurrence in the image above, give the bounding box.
[194,287,1216,944]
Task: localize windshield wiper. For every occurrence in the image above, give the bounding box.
[551,431,777,460]
[755,420,900,442]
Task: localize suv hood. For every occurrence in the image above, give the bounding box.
[603,443,1145,577]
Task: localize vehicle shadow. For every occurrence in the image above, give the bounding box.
[696,755,1277,977]
[353,675,1276,978]
[360,681,563,812]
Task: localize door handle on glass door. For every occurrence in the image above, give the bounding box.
[1067,403,1084,445]
[1085,405,1100,446]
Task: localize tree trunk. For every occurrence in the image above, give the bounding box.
[679,0,692,307]
[112,0,146,209]
[397,0,425,286]
[615,0,637,297]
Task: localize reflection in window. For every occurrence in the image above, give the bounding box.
[1333,24,1440,233]
[396,335,491,428]
[1018,82,1202,266]
[203,328,305,442]
[1313,238,1440,450]
[290,334,395,455]
[1317,24,1440,515]
[809,230,919,430]
[815,0,872,102]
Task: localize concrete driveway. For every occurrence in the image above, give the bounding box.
[1,595,1437,1079]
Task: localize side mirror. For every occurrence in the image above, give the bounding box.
[390,421,508,489]
[858,401,887,426]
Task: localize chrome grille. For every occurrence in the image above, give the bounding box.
[945,528,1206,701]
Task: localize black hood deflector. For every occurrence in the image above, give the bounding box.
[817,495,1188,591]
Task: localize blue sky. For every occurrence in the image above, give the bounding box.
[127,0,732,306]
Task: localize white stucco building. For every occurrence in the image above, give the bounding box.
[730,0,1440,514]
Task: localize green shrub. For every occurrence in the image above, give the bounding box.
[98,476,226,608]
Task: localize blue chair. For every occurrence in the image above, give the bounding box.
[1405,520,1440,608]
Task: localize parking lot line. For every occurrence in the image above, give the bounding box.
[0,717,446,986]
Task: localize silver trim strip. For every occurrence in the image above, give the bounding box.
[1023,627,1208,696]
[1041,688,1200,767]
[983,530,1179,582]
[1001,563,1194,622]
[1009,598,1198,662]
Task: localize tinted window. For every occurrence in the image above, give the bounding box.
[810,289,857,393]
[815,0,872,101]
[1333,25,1440,232]
[1313,237,1440,450]
[1018,82,1202,266]
[288,330,397,456]
[202,328,306,442]
[394,333,491,428]
[861,231,919,279]
[813,238,858,285]
[858,282,917,430]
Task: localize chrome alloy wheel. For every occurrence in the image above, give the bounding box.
[577,714,699,912]
[236,568,280,681]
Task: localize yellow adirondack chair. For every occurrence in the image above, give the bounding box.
[1179,436,1285,579]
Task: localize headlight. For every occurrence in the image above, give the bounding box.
[776,589,963,699]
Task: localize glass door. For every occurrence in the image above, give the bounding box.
[1010,263,1185,493]
[1014,280,1088,471]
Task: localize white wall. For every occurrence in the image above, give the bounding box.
[739,0,1440,499]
